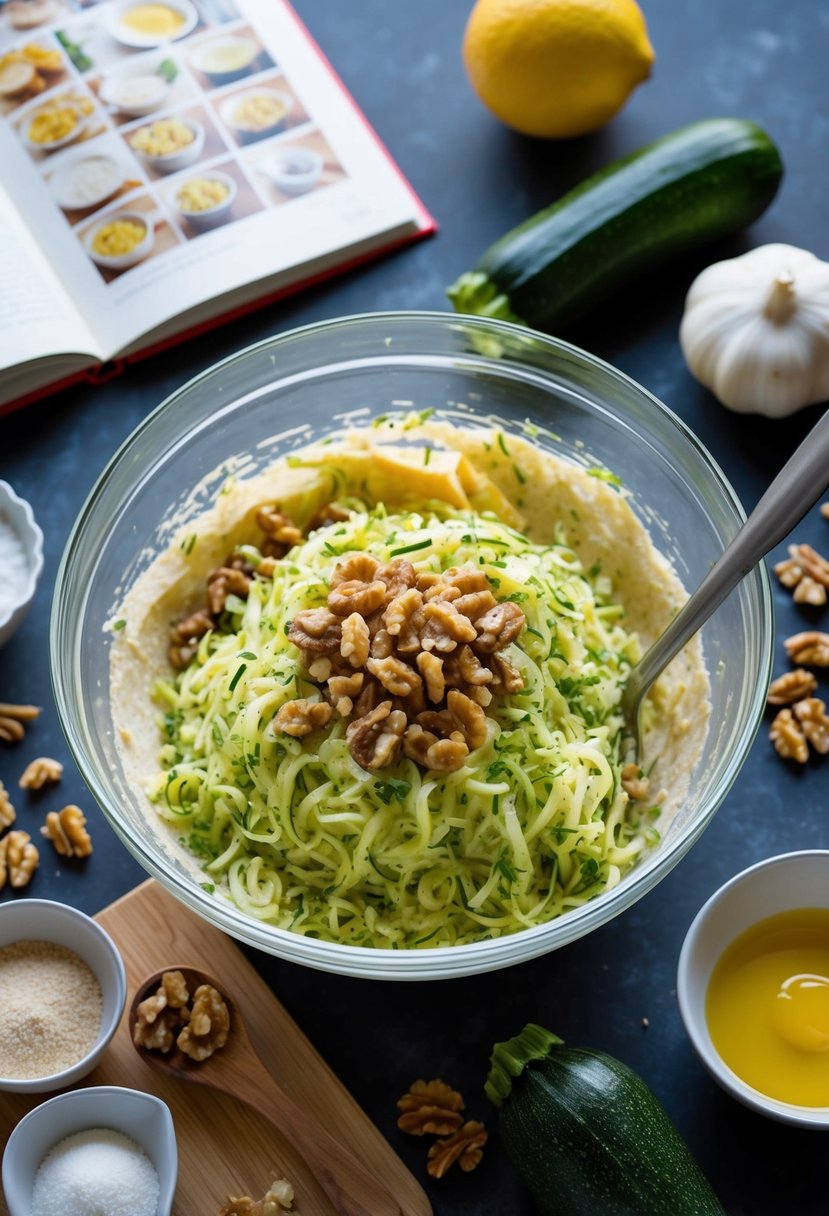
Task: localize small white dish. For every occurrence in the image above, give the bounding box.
[0,899,127,1093]
[49,152,123,211]
[266,145,323,196]
[131,117,204,173]
[22,101,89,153]
[173,168,237,227]
[0,481,43,649]
[677,850,829,1128]
[220,87,292,143]
[2,1087,177,1216]
[85,210,155,270]
[188,35,259,84]
[99,70,170,117]
[106,0,197,48]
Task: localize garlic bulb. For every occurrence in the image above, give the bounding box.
[679,243,829,416]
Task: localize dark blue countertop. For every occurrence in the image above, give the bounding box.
[2,2,829,1213]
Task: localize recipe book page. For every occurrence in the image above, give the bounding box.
[0,0,430,364]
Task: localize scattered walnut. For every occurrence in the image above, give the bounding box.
[473,601,525,653]
[403,724,469,772]
[377,558,417,599]
[767,668,818,706]
[418,691,488,752]
[367,655,423,698]
[384,588,423,638]
[0,779,15,830]
[328,578,387,618]
[397,1079,465,1136]
[621,763,650,801]
[18,756,63,790]
[133,970,195,1054]
[207,567,252,615]
[793,697,829,755]
[490,652,524,694]
[288,609,341,655]
[426,1121,488,1179]
[346,701,407,770]
[369,625,394,660]
[220,1177,298,1216]
[453,589,497,621]
[173,608,214,642]
[256,507,303,555]
[41,805,93,858]
[416,652,445,703]
[775,544,829,605]
[769,708,809,763]
[0,830,38,890]
[443,567,490,595]
[0,702,39,744]
[274,699,333,737]
[791,543,829,587]
[177,983,230,1061]
[421,600,477,651]
[774,557,803,589]
[784,631,829,667]
[327,672,364,717]
[330,552,380,587]
[794,577,828,606]
[340,612,370,668]
[352,677,383,719]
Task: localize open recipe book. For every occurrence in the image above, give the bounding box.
[0,0,434,412]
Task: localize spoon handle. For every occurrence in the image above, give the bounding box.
[211,1053,405,1216]
[628,407,829,705]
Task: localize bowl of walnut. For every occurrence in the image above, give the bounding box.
[50,312,772,979]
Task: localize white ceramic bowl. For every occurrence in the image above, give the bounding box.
[2,1087,177,1216]
[189,35,259,84]
[106,0,197,48]
[50,152,124,211]
[85,209,155,270]
[220,88,292,143]
[131,117,205,173]
[173,168,237,227]
[0,900,127,1093]
[0,480,44,649]
[22,101,89,153]
[677,850,829,1128]
[99,70,171,118]
[266,145,322,196]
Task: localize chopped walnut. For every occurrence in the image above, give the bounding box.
[775,544,829,605]
[426,1121,488,1179]
[41,805,93,858]
[346,701,407,770]
[397,1079,465,1136]
[421,600,477,651]
[794,577,827,606]
[767,669,818,706]
[770,708,809,763]
[327,672,364,717]
[352,677,384,719]
[490,652,524,693]
[403,724,469,772]
[330,552,380,587]
[274,699,333,737]
[0,779,15,830]
[18,756,63,790]
[328,578,387,618]
[621,763,650,801]
[177,983,230,1061]
[0,702,39,744]
[369,625,394,660]
[793,697,829,755]
[473,601,525,653]
[384,587,423,638]
[308,501,351,531]
[207,567,252,615]
[784,631,829,667]
[340,612,370,668]
[443,567,490,595]
[168,608,214,669]
[453,589,497,621]
[220,1177,297,1216]
[418,691,488,751]
[256,507,303,557]
[774,557,803,589]
[367,655,423,698]
[416,652,445,703]
[0,830,38,890]
[377,558,417,599]
[288,609,341,655]
[133,970,195,1054]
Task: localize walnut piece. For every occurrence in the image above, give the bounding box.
[220,1177,297,1216]
[793,577,827,607]
[767,669,818,706]
[397,1079,465,1136]
[416,651,445,703]
[377,558,417,599]
[328,578,387,618]
[426,1120,488,1179]
[340,611,370,668]
[327,671,363,717]
[133,969,194,1053]
[18,756,63,790]
[775,544,829,605]
[0,830,39,890]
[346,701,406,770]
[0,702,39,744]
[403,724,469,772]
[256,507,303,557]
[769,708,809,763]
[793,697,829,755]
[785,631,829,667]
[0,779,15,830]
[421,600,477,651]
[274,699,333,737]
[330,552,379,587]
[41,805,93,858]
[288,609,341,655]
[177,982,230,1061]
[207,567,252,615]
[621,762,650,801]
[418,691,488,751]
[367,655,423,698]
[473,601,525,653]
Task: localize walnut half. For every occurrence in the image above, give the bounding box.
[177,982,230,1061]
[41,805,93,858]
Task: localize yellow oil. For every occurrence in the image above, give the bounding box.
[121,4,185,36]
[706,907,829,1106]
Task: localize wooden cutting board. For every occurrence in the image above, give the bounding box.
[0,880,432,1216]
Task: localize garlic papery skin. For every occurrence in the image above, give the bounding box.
[679,243,829,416]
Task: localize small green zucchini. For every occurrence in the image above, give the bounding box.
[486,1023,725,1216]
[448,118,783,332]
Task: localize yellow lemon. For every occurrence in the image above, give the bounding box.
[463,0,655,139]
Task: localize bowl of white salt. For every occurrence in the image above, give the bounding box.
[2,1086,177,1216]
[0,480,43,649]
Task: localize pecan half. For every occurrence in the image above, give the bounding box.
[367,655,423,698]
[416,652,445,703]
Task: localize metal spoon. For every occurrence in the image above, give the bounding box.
[129,966,411,1216]
[622,408,829,758]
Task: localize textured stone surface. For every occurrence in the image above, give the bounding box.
[2,2,828,1212]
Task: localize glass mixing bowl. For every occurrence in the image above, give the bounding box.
[51,312,772,979]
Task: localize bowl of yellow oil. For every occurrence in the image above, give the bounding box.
[678,851,829,1127]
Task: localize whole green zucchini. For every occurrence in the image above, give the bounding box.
[486,1024,725,1216]
[447,118,783,331]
